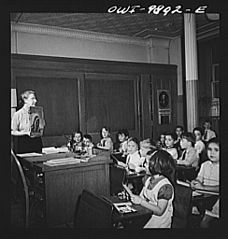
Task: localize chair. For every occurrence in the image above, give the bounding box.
[110,164,126,196]
[197,151,208,173]
[74,189,113,228]
[171,183,193,228]
[11,149,29,228]
[176,165,198,182]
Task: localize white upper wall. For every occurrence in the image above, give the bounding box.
[11,31,150,63]
[11,23,150,63]
[170,37,183,95]
[11,23,183,94]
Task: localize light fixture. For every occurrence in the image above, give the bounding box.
[205,13,220,21]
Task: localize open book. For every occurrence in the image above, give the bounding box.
[113,201,137,214]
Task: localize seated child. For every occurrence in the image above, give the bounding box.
[67,130,84,153]
[202,119,216,142]
[114,129,129,155]
[164,132,178,163]
[96,126,113,151]
[117,137,144,173]
[190,137,219,228]
[140,138,157,151]
[117,137,145,194]
[156,132,166,149]
[83,134,94,155]
[126,137,145,172]
[177,132,199,168]
[177,132,199,181]
[193,127,205,158]
[173,125,184,158]
[140,138,157,165]
[129,150,176,228]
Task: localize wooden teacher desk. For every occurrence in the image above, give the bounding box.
[17,151,112,227]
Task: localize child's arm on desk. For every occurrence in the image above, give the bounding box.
[190,178,219,192]
[191,182,219,192]
[131,195,168,216]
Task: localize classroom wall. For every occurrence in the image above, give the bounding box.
[147,36,183,125]
[11,23,184,127]
[11,24,148,63]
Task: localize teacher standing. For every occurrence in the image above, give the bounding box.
[11,90,45,153]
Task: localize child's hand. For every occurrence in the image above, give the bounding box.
[135,166,145,173]
[190,180,202,190]
[131,195,142,205]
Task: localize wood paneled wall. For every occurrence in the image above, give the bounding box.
[11,54,177,146]
[198,37,220,134]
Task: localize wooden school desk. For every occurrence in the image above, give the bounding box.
[104,195,152,228]
[17,151,112,227]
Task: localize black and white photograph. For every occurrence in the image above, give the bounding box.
[158,90,170,109]
[6,1,224,235]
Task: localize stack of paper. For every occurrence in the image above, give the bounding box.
[17,152,43,157]
[58,146,69,153]
[44,157,81,166]
[42,147,70,154]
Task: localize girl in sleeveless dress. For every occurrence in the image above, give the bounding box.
[130,150,176,228]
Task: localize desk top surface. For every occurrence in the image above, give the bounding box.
[18,151,112,171]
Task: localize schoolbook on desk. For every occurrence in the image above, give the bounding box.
[44,157,81,166]
[17,152,43,157]
[113,202,137,214]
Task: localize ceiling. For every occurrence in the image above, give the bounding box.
[10,13,219,39]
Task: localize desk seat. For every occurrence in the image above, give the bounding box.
[176,165,198,181]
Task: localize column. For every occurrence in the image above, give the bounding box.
[184,13,198,132]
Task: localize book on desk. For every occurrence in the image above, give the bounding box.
[113,201,137,214]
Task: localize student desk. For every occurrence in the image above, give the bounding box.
[17,151,112,227]
[104,196,152,228]
[192,189,219,215]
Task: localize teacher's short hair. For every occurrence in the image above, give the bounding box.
[19,90,35,106]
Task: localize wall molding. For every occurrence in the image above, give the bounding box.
[11,21,219,49]
[11,22,150,47]
[197,23,219,40]
[11,22,178,48]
